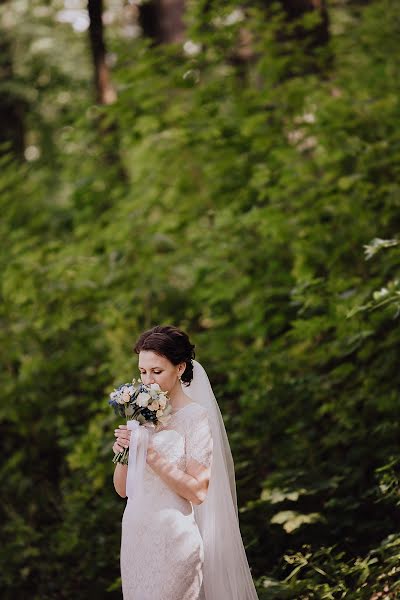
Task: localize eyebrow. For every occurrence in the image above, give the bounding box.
[138,366,163,370]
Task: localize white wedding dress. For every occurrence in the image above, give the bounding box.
[120,402,213,600]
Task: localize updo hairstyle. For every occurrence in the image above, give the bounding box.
[134,325,195,386]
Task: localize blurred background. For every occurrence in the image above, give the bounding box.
[1,0,400,598]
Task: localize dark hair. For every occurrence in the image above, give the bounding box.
[134,325,195,386]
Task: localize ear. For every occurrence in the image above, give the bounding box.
[178,362,186,377]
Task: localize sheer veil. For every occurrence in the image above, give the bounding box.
[184,360,259,600]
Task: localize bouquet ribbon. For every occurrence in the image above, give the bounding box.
[126,420,150,514]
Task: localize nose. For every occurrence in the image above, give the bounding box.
[142,374,155,385]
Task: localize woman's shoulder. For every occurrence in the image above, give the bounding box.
[171,401,208,424]
[173,401,203,415]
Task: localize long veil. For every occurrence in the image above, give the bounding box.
[184,360,259,600]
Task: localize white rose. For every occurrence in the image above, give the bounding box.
[150,383,161,391]
[148,400,160,411]
[136,392,150,407]
[122,390,131,403]
[158,396,167,409]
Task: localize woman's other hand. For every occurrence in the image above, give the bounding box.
[113,424,131,453]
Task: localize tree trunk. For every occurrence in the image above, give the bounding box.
[87,0,116,105]
[87,0,128,185]
[0,34,25,157]
[230,0,330,76]
[281,0,330,51]
[138,0,186,45]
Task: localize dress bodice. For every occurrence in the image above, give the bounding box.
[141,402,213,512]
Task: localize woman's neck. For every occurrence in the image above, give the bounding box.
[168,381,190,410]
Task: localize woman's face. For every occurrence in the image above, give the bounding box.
[138,350,184,393]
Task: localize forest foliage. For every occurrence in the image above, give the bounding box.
[1,0,400,598]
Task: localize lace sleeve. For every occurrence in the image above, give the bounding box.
[185,408,213,469]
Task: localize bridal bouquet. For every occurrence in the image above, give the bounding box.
[109,379,172,465]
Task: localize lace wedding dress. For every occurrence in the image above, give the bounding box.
[120,401,213,600]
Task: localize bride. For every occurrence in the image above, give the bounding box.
[113,325,259,600]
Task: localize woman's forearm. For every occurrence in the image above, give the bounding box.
[113,463,128,498]
[146,448,204,505]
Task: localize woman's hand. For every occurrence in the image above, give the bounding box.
[146,446,157,465]
[113,424,131,454]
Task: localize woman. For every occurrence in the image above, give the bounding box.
[113,325,259,600]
